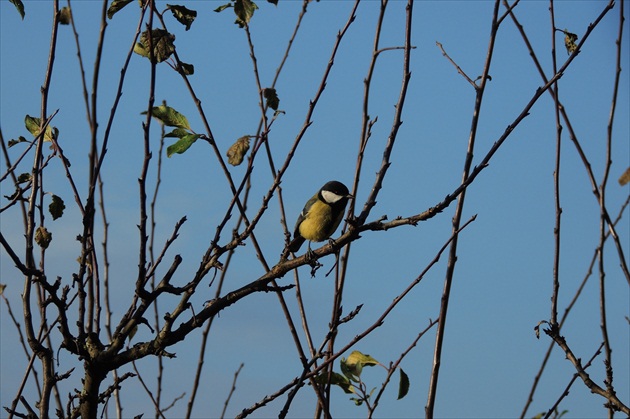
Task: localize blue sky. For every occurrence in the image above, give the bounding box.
[1,1,629,418]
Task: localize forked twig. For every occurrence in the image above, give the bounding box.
[542,343,604,419]
[542,324,629,414]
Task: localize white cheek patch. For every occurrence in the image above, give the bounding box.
[321,190,344,204]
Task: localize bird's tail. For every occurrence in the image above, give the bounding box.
[288,236,305,253]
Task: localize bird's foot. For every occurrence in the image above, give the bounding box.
[309,260,322,277]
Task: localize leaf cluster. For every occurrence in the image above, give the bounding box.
[316,350,409,408]
[134,29,176,63]
[142,104,201,157]
[5,116,67,233]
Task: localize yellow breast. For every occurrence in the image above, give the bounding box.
[298,200,337,242]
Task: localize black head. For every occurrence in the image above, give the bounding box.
[319,181,352,204]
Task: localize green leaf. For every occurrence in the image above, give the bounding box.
[214,3,233,13]
[563,29,578,55]
[144,105,190,129]
[58,7,71,24]
[9,0,25,19]
[135,29,176,63]
[134,42,149,58]
[8,136,28,148]
[177,61,195,76]
[4,188,22,201]
[340,357,360,382]
[0,284,6,296]
[234,0,258,27]
[341,350,379,382]
[314,372,354,394]
[166,134,201,157]
[24,115,58,142]
[49,195,65,221]
[107,0,133,19]
[164,128,191,138]
[397,368,409,400]
[226,135,250,166]
[263,87,279,111]
[24,115,39,135]
[166,4,197,31]
[35,226,52,249]
[346,350,379,368]
[17,173,31,184]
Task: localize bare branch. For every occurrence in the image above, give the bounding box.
[543,323,629,414]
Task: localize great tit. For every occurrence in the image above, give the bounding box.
[288,180,353,254]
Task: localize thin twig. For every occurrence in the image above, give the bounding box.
[426,2,500,416]
[549,0,562,328]
[131,359,167,419]
[237,216,476,419]
[501,3,626,414]
[324,0,390,413]
[369,318,438,417]
[520,196,630,418]
[186,232,236,418]
[543,324,629,414]
[596,1,626,414]
[220,363,245,419]
[19,1,62,416]
[542,343,604,419]
[435,41,477,89]
[240,23,325,413]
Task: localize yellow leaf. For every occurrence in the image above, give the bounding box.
[618,167,630,186]
[226,136,251,166]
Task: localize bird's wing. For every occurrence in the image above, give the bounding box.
[293,194,318,237]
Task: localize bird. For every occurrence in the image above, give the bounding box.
[288,180,353,255]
